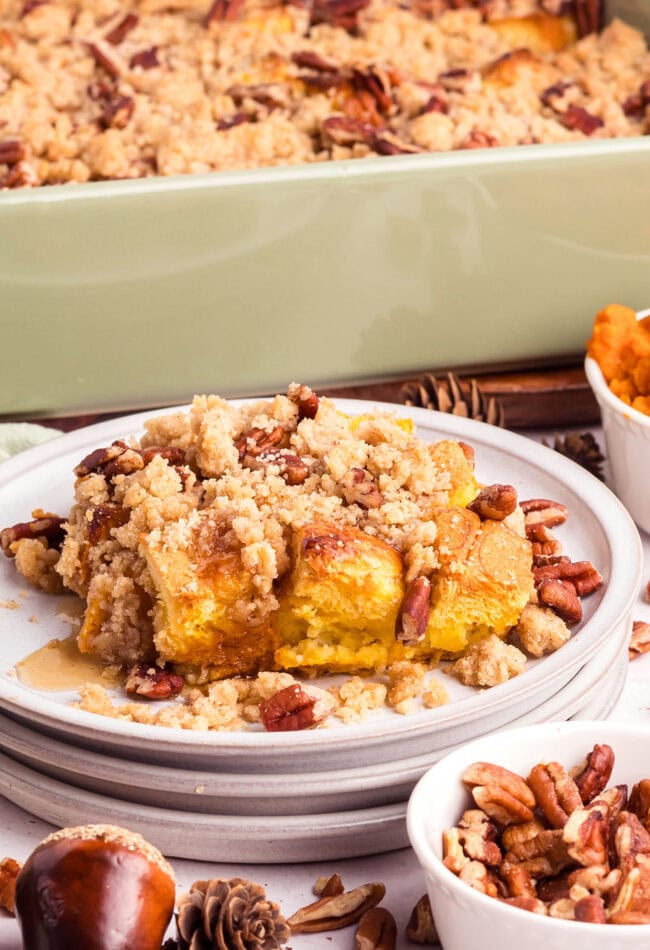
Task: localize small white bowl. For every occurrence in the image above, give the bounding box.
[407,721,650,950]
[585,308,650,534]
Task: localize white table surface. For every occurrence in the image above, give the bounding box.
[1,429,649,949]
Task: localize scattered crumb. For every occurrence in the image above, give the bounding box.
[646,580,650,603]
[451,635,526,687]
[332,677,387,723]
[422,676,450,708]
[514,603,570,657]
[0,600,20,610]
[386,661,426,715]
[28,616,39,624]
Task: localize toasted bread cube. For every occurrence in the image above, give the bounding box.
[274,521,405,673]
[141,519,275,678]
[490,13,577,53]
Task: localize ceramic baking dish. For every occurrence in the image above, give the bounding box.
[2,0,650,417]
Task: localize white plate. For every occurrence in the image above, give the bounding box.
[0,401,641,771]
[0,656,625,865]
[0,586,630,818]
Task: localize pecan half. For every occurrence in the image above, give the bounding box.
[235,425,285,461]
[629,621,650,660]
[139,446,187,467]
[537,578,582,624]
[614,811,650,874]
[456,810,501,866]
[204,0,244,24]
[527,524,562,558]
[74,440,130,477]
[537,873,572,902]
[568,865,621,898]
[0,139,24,165]
[0,858,21,915]
[105,12,138,44]
[314,873,344,897]
[520,498,568,528]
[309,0,371,31]
[123,664,184,700]
[630,780,650,827]
[253,450,310,486]
[467,484,517,521]
[459,861,503,897]
[561,105,604,135]
[574,894,606,922]
[533,560,603,597]
[528,762,582,828]
[501,862,536,898]
[443,828,470,874]
[563,802,610,866]
[288,382,320,420]
[503,827,571,874]
[608,856,650,917]
[463,762,535,826]
[574,744,615,803]
[373,132,423,155]
[548,897,576,919]
[321,116,376,147]
[341,468,383,509]
[501,896,547,914]
[395,577,431,645]
[1,513,65,557]
[405,894,438,944]
[129,46,159,69]
[86,503,128,547]
[287,882,385,933]
[355,907,396,950]
[259,683,336,732]
[99,94,135,129]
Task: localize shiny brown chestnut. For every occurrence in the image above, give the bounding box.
[14,824,175,950]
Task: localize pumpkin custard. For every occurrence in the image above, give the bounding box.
[1,386,602,730]
[0,0,649,188]
[587,304,650,415]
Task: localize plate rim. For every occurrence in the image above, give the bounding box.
[0,398,642,750]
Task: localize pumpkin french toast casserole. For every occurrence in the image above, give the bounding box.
[0,0,649,188]
[1,387,603,730]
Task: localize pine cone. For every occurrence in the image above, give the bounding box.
[176,878,290,950]
[544,431,605,481]
[400,373,504,427]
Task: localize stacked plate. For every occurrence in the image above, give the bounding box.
[0,402,642,863]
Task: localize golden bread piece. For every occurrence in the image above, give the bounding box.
[428,440,479,508]
[490,13,577,54]
[420,508,534,655]
[141,516,275,678]
[274,521,405,673]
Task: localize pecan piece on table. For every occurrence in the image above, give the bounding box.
[537,578,582,624]
[287,882,385,933]
[355,907,397,950]
[528,762,582,828]
[462,762,536,826]
[629,621,650,661]
[104,12,138,44]
[314,873,344,897]
[341,468,383,509]
[574,744,615,803]
[405,894,439,944]
[467,484,517,521]
[0,858,21,915]
[1,513,65,557]
[288,382,319,420]
[123,664,184,700]
[527,524,562,558]
[395,576,431,645]
[259,683,336,732]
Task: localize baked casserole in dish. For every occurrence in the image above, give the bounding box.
[1,0,649,414]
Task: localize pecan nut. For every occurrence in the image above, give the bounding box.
[287,882,385,933]
[235,425,285,461]
[574,744,615,803]
[537,578,582,624]
[251,450,310,486]
[204,0,244,24]
[629,621,650,661]
[630,780,650,827]
[521,499,568,528]
[342,468,383,509]
[129,46,159,69]
[405,894,439,944]
[288,382,319,420]
[527,524,562,558]
[501,896,547,914]
[457,809,501,865]
[528,762,582,828]
[123,664,184,700]
[501,862,536,898]
[563,802,610,866]
[0,857,21,915]
[463,762,536,826]
[314,873,344,897]
[0,139,24,165]
[561,105,604,135]
[354,907,396,950]
[395,576,431,645]
[105,12,138,44]
[467,484,518,521]
[458,861,503,897]
[1,513,65,557]
[574,894,606,922]
[259,683,336,732]
[533,560,603,597]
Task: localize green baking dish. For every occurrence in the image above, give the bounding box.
[2,0,650,417]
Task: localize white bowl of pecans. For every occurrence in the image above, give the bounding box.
[407,721,650,949]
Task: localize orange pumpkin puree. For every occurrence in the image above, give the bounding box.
[587,304,650,415]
